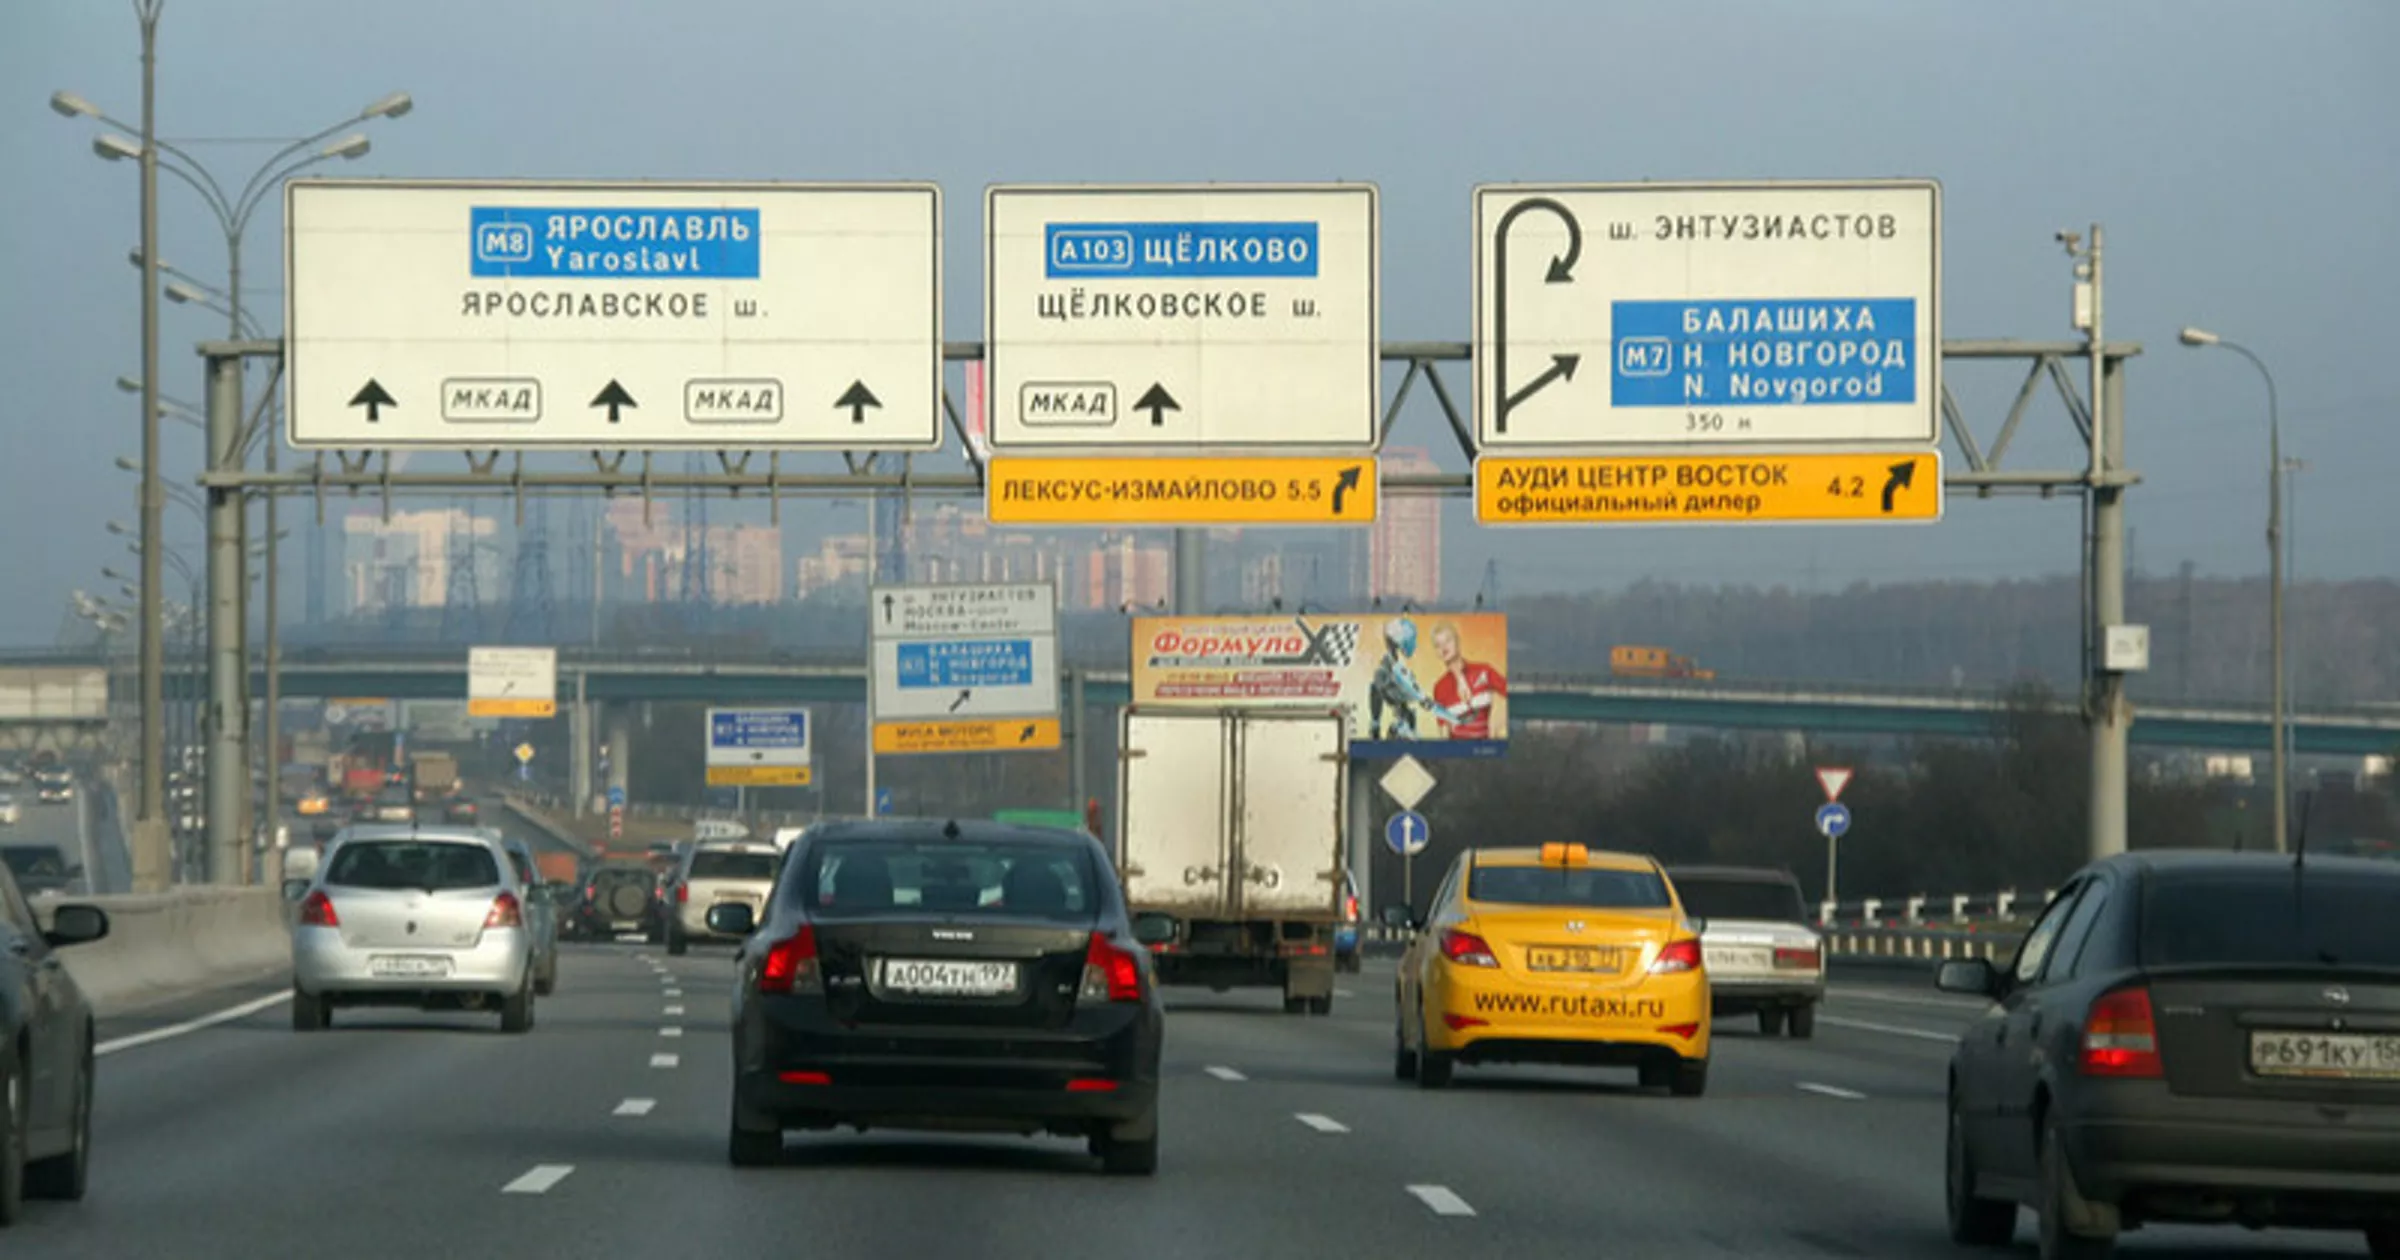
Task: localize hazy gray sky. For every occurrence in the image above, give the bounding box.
[4,0,2394,643]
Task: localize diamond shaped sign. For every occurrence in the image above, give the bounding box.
[1379,755,1437,811]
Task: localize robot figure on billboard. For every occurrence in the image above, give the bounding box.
[1369,618,1462,740]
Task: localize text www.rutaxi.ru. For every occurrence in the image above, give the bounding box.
[1468,992,1666,1019]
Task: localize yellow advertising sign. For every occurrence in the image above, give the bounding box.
[470,697,558,719]
[874,717,1063,756]
[985,456,1379,526]
[705,765,814,788]
[1475,450,1943,525]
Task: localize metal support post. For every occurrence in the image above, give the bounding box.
[569,670,591,817]
[1347,767,1372,918]
[1172,528,1204,615]
[261,444,281,869]
[2267,409,2288,852]
[1065,667,1086,818]
[203,345,249,883]
[128,2,170,891]
[2087,351,2131,860]
[863,492,879,816]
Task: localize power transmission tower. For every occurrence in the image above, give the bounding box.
[506,497,556,643]
[677,454,713,615]
[440,504,483,642]
[382,555,414,636]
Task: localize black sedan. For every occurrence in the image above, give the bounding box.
[1939,849,2400,1259]
[1,866,110,1225]
[711,818,1163,1174]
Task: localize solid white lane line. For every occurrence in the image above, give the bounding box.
[97,991,292,1057]
[1407,1184,1476,1216]
[1796,1082,1868,1100]
[1296,1112,1349,1133]
[660,1026,683,1038]
[1204,1065,1247,1082]
[613,1098,657,1116]
[651,1053,680,1068]
[663,1005,686,1016]
[502,1165,575,1194]
[1820,1015,1961,1044]
[1335,988,1355,998]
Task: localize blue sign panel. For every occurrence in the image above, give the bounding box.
[1385,809,1431,857]
[709,709,809,749]
[1043,221,1319,279]
[894,639,1035,690]
[469,207,762,279]
[875,787,894,816]
[607,785,626,807]
[1816,802,1852,840]
[1611,298,1916,408]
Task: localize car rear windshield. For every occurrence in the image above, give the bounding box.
[2143,871,2400,969]
[689,851,777,881]
[2,848,66,877]
[326,841,500,892]
[799,837,1095,919]
[1673,876,1807,923]
[1470,864,1672,909]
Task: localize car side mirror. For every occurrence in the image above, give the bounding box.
[1936,957,2002,999]
[1130,913,1176,946]
[705,903,756,936]
[43,903,109,947]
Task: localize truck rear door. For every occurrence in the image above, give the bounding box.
[1117,710,1231,916]
[1232,710,1345,918]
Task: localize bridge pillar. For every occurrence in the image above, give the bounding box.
[606,708,632,821]
[568,678,592,818]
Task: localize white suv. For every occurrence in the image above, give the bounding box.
[665,840,781,955]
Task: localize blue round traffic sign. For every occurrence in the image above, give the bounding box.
[1816,802,1852,840]
[606,785,626,808]
[1386,809,1431,857]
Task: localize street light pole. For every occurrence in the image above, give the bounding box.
[133,0,169,889]
[2178,327,2285,852]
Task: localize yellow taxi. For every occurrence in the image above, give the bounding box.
[1389,843,1711,1095]
[295,792,332,817]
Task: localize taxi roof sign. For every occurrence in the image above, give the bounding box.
[1538,842,1590,866]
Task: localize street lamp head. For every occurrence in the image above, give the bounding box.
[163,279,209,306]
[92,133,142,162]
[2178,327,2222,348]
[102,567,129,583]
[106,521,130,536]
[50,90,100,119]
[362,91,413,120]
[115,375,142,394]
[113,456,138,473]
[322,133,371,161]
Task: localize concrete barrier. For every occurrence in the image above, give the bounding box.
[500,794,594,859]
[33,886,290,1017]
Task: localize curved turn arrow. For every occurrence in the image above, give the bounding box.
[1493,196,1585,435]
[1881,459,1918,513]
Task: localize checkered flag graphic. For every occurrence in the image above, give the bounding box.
[1309,621,1361,667]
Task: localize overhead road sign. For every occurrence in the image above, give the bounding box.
[985,455,1379,526]
[870,582,1061,754]
[984,183,1379,452]
[284,178,942,450]
[1475,450,1942,525]
[1473,180,1940,451]
[706,707,813,787]
[469,646,556,718]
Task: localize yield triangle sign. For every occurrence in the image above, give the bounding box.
[1816,766,1853,802]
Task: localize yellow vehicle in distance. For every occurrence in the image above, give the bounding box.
[1386,843,1711,1095]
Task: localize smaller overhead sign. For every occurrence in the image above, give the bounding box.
[1475,451,1942,525]
[470,646,557,718]
[706,707,813,787]
[873,718,1063,756]
[1816,766,1853,802]
[870,582,1061,754]
[984,455,1379,526]
[1386,809,1431,857]
[1379,755,1437,811]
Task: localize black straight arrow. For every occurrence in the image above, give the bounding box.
[591,380,637,424]
[1492,196,1583,435]
[835,380,881,424]
[881,593,896,624]
[1133,382,1180,427]
[348,379,396,423]
[1881,459,1918,513]
[1502,353,1581,413]
[1332,465,1362,515]
[949,689,972,713]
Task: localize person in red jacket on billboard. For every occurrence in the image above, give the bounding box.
[1429,620,1507,741]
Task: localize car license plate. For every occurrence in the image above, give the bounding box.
[2250,1030,2400,1080]
[369,955,452,979]
[1705,947,1772,972]
[1525,945,1622,973]
[879,958,1017,997]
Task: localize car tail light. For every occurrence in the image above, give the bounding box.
[1345,893,1360,922]
[777,1069,830,1085]
[1065,1077,1120,1092]
[1443,1013,1488,1031]
[1080,932,1144,1003]
[484,891,523,929]
[1649,938,1702,974]
[1657,1022,1701,1040]
[2081,986,2163,1078]
[1773,946,1821,971]
[759,926,822,995]
[675,883,689,903]
[1440,928,1498,968]
[298,889,339,928]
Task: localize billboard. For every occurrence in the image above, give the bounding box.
[1128,613,1509,759]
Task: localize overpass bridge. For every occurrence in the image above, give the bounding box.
[8,647,2396,755]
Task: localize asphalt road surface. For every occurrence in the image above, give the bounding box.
[7,952,2372,1257]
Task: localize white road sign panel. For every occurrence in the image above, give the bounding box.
[1379,755,1436,811]
[1816,765,1853,802]
[984,184,1379,451]
[868,583,1061,723]
[285,179,942,450]
[470,645,557,718]
[1474,180,1940,450]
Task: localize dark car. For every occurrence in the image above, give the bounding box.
[0,848,80,900]
[443,797,480,825]
[711,818,1164,1174]
[568,864,660,941]
[0,863,110,1225]
[1939,849,2400,1259]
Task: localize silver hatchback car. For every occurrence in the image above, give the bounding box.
[291,825,537,1033]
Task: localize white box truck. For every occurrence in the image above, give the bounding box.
[1115,706,1348,1015]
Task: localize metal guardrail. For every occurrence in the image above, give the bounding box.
[1817,888,2048,928]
